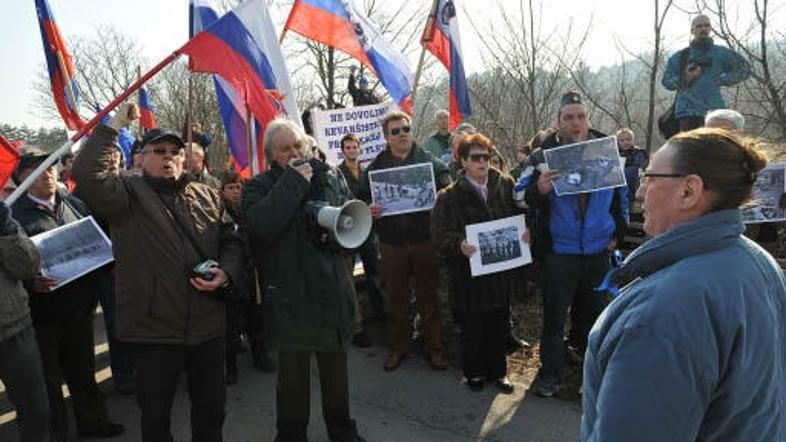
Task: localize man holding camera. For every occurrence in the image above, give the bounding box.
[72,103,244,442]
[661,14,750,132]
[241,118,366,442]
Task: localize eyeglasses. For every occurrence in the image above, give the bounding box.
[468,153,491,163]
[145,147,183,157]
[642,172,688,183]
[389,126,411,136]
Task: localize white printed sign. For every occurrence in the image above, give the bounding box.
[30,216,114,290]
[311,101,395,166]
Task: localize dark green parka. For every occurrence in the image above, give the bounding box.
[241,160,356,351]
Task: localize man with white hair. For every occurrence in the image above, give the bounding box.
[705,109,745,132]
[241,118,366,442]
[662,14,750,132]
[421,109,451,160]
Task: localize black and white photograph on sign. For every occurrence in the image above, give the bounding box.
[369,163,436,216]
[543,136,626,195]
[30,216,114,290]
[465,215,532,277]
[743,162,786,224]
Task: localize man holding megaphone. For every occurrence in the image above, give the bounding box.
[241,118,368,442]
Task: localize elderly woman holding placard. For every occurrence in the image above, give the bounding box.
[431,133,529,394]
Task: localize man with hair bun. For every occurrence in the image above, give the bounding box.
[582,128,786,442]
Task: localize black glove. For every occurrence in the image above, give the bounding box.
[0,202,18,236]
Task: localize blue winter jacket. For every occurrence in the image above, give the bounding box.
[524,130,629,256]
[662,40,750,119]
[582,210,786,442]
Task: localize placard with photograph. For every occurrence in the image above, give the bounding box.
[465,215,532,277]
[369,163,437,216]
[543,136,627,195]
[743,162,786,224]
[30,216,114,290]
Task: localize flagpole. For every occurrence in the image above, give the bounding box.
[246,105,257,176]
[186,74,194,158]
[55,50,79,118]
[137,65,143,136]
[6,51,182,206]
[411,0,440,107]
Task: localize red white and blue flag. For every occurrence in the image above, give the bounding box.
[138,87,156,131]
[284,0,415,112]
[184,0,299,175]
[421,0,471,129]
[35,0,85,131]
[0,134,22,189]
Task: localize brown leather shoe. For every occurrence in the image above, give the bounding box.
[384,353,405,371]
[428,352,448,370]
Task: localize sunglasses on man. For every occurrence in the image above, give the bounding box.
[389,125,411,136]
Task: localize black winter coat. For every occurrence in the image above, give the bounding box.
[11,191,99,325]
[431,169,523,313]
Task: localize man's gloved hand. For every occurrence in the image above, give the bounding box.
[0,202,19,236]
[107,102,140,131]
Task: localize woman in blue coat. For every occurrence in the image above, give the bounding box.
[582,128,786,441]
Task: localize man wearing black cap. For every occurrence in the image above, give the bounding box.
[11,149,125,440]
[524,92,629,398]
[72,103,245,442]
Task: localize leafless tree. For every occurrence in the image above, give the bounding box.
[698,0,786,141]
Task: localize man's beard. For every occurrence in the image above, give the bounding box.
[692,36,713,50]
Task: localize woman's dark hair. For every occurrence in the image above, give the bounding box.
[220,169,242,189]
[458,133,493,160]
[668,127,768,210]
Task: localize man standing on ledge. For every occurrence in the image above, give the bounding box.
[661,14,750,132]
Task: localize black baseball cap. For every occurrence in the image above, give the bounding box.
[13,148,50,184]
[140,129,185,150]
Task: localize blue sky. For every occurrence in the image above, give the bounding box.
[1,0,783,129]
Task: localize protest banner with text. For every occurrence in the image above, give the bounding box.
[312,101,394,166]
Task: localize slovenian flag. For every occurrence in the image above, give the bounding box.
[34,0,86,131]
[186,0,299,175]
[138,87,156,131]
[421,0,471,130]
[284,0,414,113]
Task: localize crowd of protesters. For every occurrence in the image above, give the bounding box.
[0,14,784,442]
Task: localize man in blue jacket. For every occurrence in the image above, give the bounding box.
[524,92,629,397]
[661,14,750,132]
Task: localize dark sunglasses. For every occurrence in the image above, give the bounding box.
[389,125,411,136]
[469,153,491,163]
[145,147,183,157]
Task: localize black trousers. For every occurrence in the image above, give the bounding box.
[458,308,508,380]
[0,326,51,442]
[678,115,705,132]
[539,253,609,382]
[276,350,357,442]
[132,337,226,442]
[34,317,109,441]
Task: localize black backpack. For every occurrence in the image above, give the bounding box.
[658,48,690,139]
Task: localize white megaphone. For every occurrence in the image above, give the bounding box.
[314,199,373,249]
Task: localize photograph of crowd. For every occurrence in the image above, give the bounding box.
[466,215,532,277]
[543,136,627,195]
[369,162,436,216]
[30,216,114,289]
[479,226,522,265]
[743,162,786,223]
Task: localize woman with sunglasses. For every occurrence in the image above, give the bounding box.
[582,128,786,441]
[431,133,528,394]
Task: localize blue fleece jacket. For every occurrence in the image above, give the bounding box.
[662,39,750,119]
[582,210,786,442]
